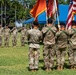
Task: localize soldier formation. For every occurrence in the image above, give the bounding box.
[0,18,76,72]
[0,25,27,47]
[27,18,76,72]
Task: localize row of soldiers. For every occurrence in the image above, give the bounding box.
[27,18,76,71]
[0,25,27,47]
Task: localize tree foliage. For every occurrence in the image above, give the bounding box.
[0,0,70,26]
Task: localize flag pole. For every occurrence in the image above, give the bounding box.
[46,0,48,25]
[54,0,60,31]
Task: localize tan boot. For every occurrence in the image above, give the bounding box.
[70,65,74,70]
[74,66,76,70]
[45,68,52,71]
[31,69,35,72]
[45,68,49,71]
[60,65,63,70]
[57,66,61,71]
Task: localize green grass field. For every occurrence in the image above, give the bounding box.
[0,34,76,75]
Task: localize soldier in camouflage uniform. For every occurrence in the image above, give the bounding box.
[20,26,27,46]
[11,26,18,46]
[42,18,57,71]
[68,21,76,69]
[0,24,3,47]
[56,22,68,70]
[4,25,10,47]
[27,21,42,71]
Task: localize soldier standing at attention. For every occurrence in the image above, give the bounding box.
[20,26,27,46]
[42,18,57,71]
[68,21,76,69]
[56,22,68,70]
[4,25,10,47]
[11,26,18,47]
[0,24,3,47]
[27,21,42,71]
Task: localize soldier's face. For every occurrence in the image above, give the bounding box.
[61,26,65,30]
[47,23,52,27]
[6,26,8,28]
[72,25,76,28]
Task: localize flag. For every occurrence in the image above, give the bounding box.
[30,0,46,18]
[66,0,76,29]
[47,0,58,19]
[73,0,76,14]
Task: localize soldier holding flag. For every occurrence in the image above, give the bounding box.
[42,18,57,71]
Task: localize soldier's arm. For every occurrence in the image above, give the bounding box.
[26,30,30,41]
[3,28,5,37]
[52,26,57,34]
[18,27,22,32]
[68,29,74,35]
[9,29,11,35]
[56,31,61,37]
[10,28,14,32]
[41,29,45,42]
[55,31,61,43]
[40,31,43,40]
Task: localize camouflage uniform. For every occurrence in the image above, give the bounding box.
[0,27,3,46]
[4,27,10,47]
[11,28,18,46]
[42,26,57,69]
[56,30,68,68]
[20,28,27,46]
[27,29,42,70]
[68,28,76,67]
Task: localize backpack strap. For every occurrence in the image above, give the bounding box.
[45,27,56,36]
[56,30,68,43]
[43,27,55,41]
[70,28,76,38]
[72,28,76,33]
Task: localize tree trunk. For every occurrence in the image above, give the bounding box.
[1,3,3,25]
[5,4,6,25]
[15,6,17,22]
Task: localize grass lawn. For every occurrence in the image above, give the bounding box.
[0,34,76,75]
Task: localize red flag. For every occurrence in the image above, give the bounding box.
[66,0,76,29]
[47,0,58,18]
[30,0,46,18]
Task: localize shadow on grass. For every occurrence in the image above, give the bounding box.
[26,59,71,71]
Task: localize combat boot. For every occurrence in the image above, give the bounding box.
[60,65,63,70]
[57,65,61,71]
[31,69,35,72]
[74,66,76,70]
[70,65,74,70]
[45,68,52,71]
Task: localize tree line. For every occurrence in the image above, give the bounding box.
[0,0,70,26]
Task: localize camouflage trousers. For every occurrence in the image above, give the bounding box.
[21,37,25,46]
[43,45,55,69]
[68,45,76,65]
[4,36,9,47]
[56,47,66,66]
[0,36,2,46]
[29,47,40,70]
[12,36,17,46]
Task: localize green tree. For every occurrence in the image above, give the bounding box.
[0,0,4,25]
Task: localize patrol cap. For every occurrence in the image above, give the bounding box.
[72,20,76,26]
[60,22,66,27]
[33,21,39,26]
[48,18,53,24]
